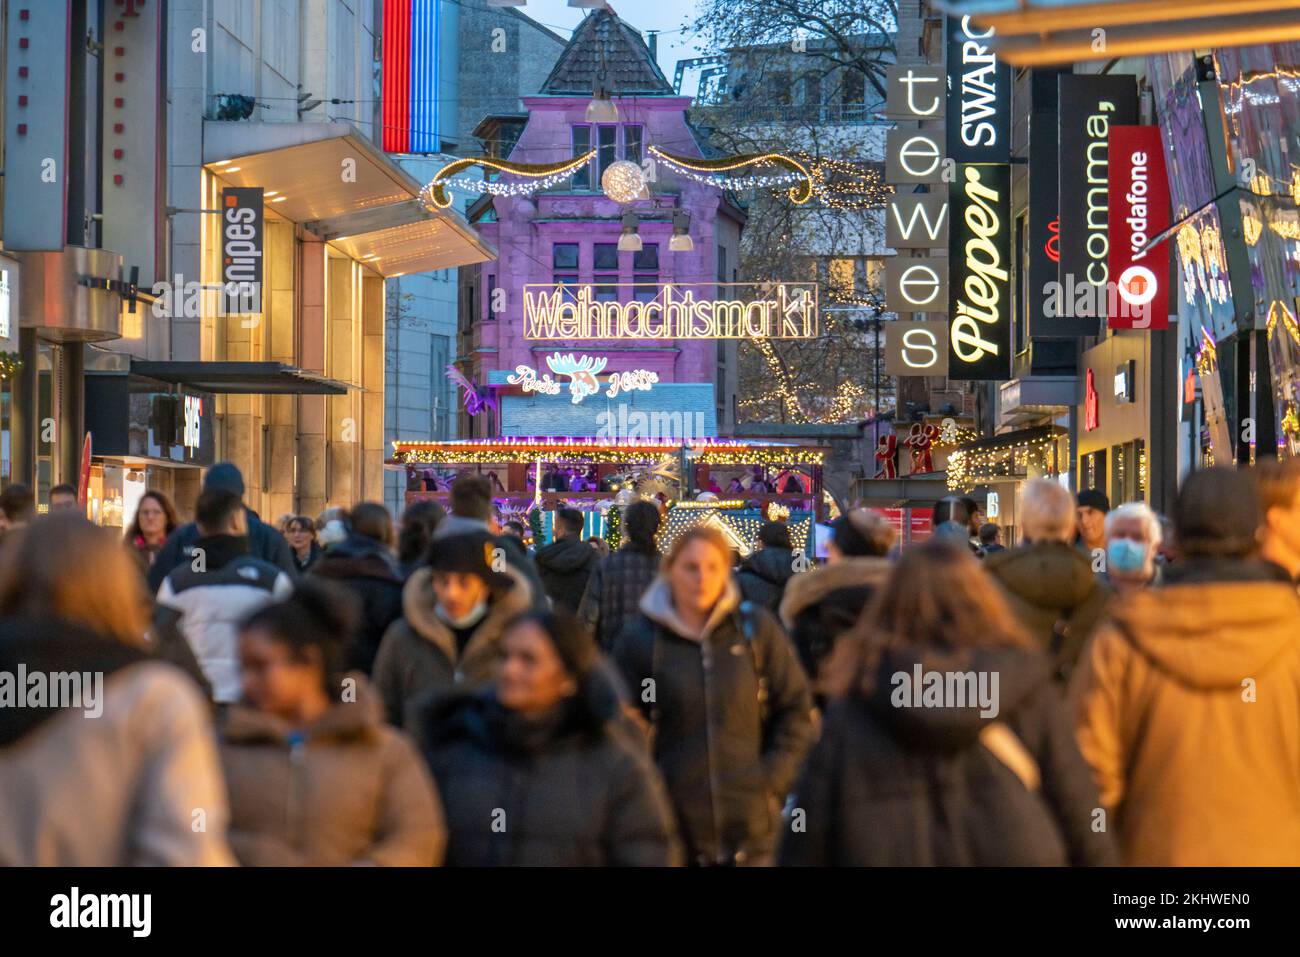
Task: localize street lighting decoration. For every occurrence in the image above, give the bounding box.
[648,145,814,204]
[601,160,649,204]
[420,151,597,210]
[617,211,642,252]
[586,72,620,123]
[669,210,693,252]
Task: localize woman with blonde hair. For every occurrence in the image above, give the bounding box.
[0,514,234,865]
[612,525,815,866]
[779,538,1115,867]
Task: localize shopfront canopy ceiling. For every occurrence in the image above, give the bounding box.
[935,0,1300,66]
[203,122,495,276]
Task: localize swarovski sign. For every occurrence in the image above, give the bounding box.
[945,16,1011,164]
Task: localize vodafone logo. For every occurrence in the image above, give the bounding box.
[1117,264,1157,306]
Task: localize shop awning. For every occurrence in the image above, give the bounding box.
[202,121,495,276]
[131,361,349,395]
[935,0,1300,65]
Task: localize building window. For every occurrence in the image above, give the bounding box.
[572,126,591,190]
[716,245,727,283]
[863,258,884,295]
[597,125,618,181]
[803,74,822,115]
[624,125,643,164]
[634,243,659,271]
[828,258,855,300]
[486,274,497,320]
[553,243,579,271]
[593,243,619,271]
[842,71,865,120]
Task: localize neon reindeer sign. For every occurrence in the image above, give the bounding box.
[507,353,658,405]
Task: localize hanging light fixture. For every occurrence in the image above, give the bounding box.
[486,0,526,7]
[617,211,642,252]
[669,209,694,251]
[586,72,620,122]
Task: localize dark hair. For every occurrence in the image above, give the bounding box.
[501,608,615,727]
[556,507,584,536]
[978,522,1000,545]
[1175,465,1261,559]
[933,496,972,527]
[450,475,493,521]
[50,483,77,499]
[503,519,526,536]
[622,500,661,554]
[758,520,792,550]
[398,500,446,566]
[125,490,180,541]
[194,489,243,534]
[285,514,316,536]
[1077,488,1111,513]
[0,484,35,522]
[241,582,361,694]
[349,501,393,546]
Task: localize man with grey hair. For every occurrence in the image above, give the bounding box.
[1101,502,1164,592]
[985,479,1113,681]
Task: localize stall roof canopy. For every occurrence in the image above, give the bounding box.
[935,0,1300,65]
[132,361,349,395]
[203,122,495,276]
[951,424,1067,455]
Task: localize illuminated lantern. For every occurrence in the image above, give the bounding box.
[602,160,648,204]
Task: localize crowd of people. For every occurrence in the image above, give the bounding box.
[1,458,1298,867]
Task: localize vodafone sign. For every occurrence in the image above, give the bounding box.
[1108,126,1170,330]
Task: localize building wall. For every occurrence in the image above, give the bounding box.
[470,94,742,437]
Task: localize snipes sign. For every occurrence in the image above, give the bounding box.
[1107,126,1170,330]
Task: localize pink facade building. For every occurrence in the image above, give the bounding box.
[462,9,745,440]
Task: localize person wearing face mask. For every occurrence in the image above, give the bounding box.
[372,530,533,727]
[1071,466,1300,865]
[612,526,815,867]
[1100,502,1164,593]
[412,610,681,866]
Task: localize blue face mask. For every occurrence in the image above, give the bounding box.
[1107,538,1148,575]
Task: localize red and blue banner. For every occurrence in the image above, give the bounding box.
[382,0,441,154]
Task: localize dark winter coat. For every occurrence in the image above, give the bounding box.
[735,547,798,614]
[533,535,598,613]
[577,545,661,650]
[428,519,549,612]
[779,644,1117,866]
[984,541,1113,681]
[309,534,405,675]
[778,556,892,695]
[372,564,532,727]
[147,507,297,592]
[413,681,681,866]
[612,578,816,866]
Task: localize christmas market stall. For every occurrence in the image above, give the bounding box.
[390,435,827,551]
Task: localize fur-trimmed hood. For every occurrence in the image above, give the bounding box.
[779,556,892,627]
[400,562,532,666]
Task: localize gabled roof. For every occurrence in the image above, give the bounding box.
[539,8,673,96]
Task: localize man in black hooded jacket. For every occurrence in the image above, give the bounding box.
[534,507,597,614]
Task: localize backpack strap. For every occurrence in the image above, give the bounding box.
[737,600,771,726]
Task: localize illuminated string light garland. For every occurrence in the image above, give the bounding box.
[649,146,814,204]
[391,437,826,467]
[420,151,597,209]
[946,434,1061,492]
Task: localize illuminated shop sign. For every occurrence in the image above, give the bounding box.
[885,321,950,376]
[887,194,949,249]
[220,186,263,315]
[885,258,948,313]
[948,163,1012,380]
[945,16,1011,164]
[1084,368,1100,431]
[183,395,203,449]
[885,65,946,119]
[1058,75,1138,320]
[885,129,948,184]
[507,352,658,404]
[1108,126,1170,330]
[521,282,818,340]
